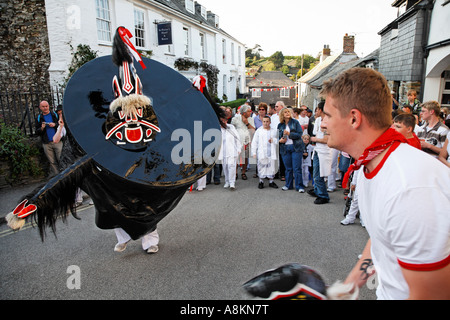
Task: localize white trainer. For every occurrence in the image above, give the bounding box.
[340,217,355,225]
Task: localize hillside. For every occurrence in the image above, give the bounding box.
[245,53,319,81]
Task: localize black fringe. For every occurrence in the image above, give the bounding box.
[24,155,94,241]
[112,27,132,67]
[201,86,227,129]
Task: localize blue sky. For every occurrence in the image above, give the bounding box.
[197,0,398,58]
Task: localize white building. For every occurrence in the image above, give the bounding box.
[422,0,450,108]
[45,0,246,101]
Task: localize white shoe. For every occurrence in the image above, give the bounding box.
[327,188,336,192]
[298,188,305,193]
[230,184,236,190]
[340,217,355,225]
[146,245,159,254]
[114,241,129,252]
[223,183,230,188]
[281,186,289,191]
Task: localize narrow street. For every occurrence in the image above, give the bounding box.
[0,172,375,300]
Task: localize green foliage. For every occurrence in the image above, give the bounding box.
[246,49,319,78]
[221,99,247,109]
[0,121,43,182]
[269,51,284,69]
[64,44,98,87]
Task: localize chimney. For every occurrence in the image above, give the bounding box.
[321,44,330,62]
[343,33,355,54]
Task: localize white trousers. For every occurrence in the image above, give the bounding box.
[114,228,159,250]
[223,162,237,185]
[327,148,339,189]
[347,189,359,221]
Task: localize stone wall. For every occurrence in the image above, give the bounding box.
[0,0,51,91]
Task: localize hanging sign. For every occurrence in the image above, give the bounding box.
[157,22,172,45]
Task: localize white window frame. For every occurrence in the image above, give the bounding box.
[199,32,206,60]
[185,0,194,13]
[200,5,207,19]
[223,74,227,97]
[222,39,226,64]
[231,42,235,65]
[252,89,261,98]
[134,8,145,48]
[183,27,190,56]
[280,88,290,98]
[441,78,450,108]
[96,0,112,43]
[238,46,242,66]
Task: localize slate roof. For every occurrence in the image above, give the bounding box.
[247,71,295,88]
[298,48,380,89]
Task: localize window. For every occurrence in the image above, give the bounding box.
[441,78,450,108]
[199,32,206,60]
[223,74,227,96]
[280,88,290,98]
[231,43,235,65]
[238,46,242,66]
[222,39,226,64]
[96,0,111,42]
[200,5,207,19]
[183,27,190,56]
[185,0,194,13]
[134,9,145,48]
[252,89,261,98]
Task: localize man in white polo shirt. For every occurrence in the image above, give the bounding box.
[320,68,450,300]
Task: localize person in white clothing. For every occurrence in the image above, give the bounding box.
[218,113,242,190]
[297,108,310,131]
[320,67,450,300]
[114,228,159,254]
[231,105,255,180]
[309,103,331,204]
[251,116,279,189]
[340,168,364,227]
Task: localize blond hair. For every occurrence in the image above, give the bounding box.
[279,107,293,123]
[420,101,440,115]
[320,68,392,129]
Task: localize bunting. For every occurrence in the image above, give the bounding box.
[251,85,297,92]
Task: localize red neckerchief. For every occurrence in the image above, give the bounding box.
[342,128,407,188]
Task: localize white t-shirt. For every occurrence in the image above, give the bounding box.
[270,113,280,130]
[357,143,450,300]
[447,132,450,162]
[297,115,309,128]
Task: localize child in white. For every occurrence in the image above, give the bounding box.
[217,120,241,189]
[340,168,364,227]
[301,134,314,187]
[251,116,278,185]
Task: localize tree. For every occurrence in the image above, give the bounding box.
[245,44,263,61]
[269,51,284,69]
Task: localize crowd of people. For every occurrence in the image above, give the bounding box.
[192,93,450,212]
